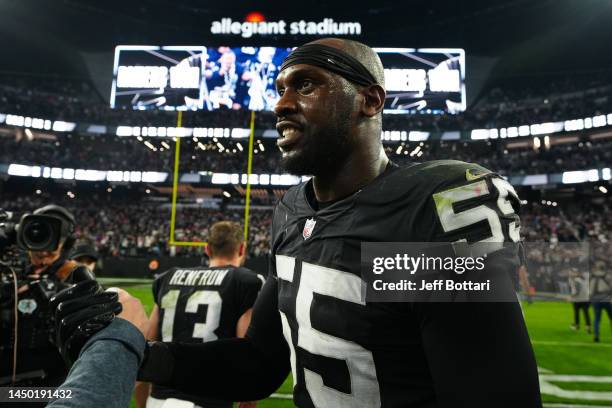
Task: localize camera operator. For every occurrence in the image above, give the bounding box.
[0,204,95,397]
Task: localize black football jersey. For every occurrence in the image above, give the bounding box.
[151,265,263,407]
[270,160,532,407]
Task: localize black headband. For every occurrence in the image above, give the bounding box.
[280,43,377,87]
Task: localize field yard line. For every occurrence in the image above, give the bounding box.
[270,393,293,399]
[543,404,612,408]
[541,375,612,383]
[98,277,153,284]
[533,340,612,348]
[540,380,612,401]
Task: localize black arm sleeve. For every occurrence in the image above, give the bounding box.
[414,301,541,407]
[412,170,541,407]
[140,276,290,401]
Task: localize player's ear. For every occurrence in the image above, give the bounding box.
[238,243,245,257]
[360,84,385,118]
[204,244,212,258]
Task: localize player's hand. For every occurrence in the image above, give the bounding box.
[107,287,149,337]
[49,279,122,367]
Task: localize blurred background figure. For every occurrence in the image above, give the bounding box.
[568,267,591,333]
[206,49,240,110]
[70,240,100,275]
[590,260,612,343]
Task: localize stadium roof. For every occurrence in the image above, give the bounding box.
[1,0,612,84]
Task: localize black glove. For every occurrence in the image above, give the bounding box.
[49,280,122,367]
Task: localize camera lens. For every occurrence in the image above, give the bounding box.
[23,220,52,248]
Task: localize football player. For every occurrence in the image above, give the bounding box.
[134,221,263,408]
[136,38,542,407]
[54,38,542,408]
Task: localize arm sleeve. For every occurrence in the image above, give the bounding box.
[413,301,541,407]
[47,318,146,408]
[142,276,290,401]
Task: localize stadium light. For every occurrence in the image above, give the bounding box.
[144,141,157,151]
[409,131,429,141]
[8,164,34,177]
[562,169,599,184]
[52,121,76,132]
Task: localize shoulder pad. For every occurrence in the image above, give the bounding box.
[358,160,493,205]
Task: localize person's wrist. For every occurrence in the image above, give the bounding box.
[137,341,174,384]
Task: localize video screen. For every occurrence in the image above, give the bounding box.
[375,48,466,114]
[111,46,292,111]
[111,46,465,114]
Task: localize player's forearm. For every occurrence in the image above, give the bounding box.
[48,318,146,408]
[419,302,541,407]
[139,337,290,401]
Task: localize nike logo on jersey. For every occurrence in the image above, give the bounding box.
[168,269,229,287]
[465,168,490,181]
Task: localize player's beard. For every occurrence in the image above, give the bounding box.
[280,102,353,177]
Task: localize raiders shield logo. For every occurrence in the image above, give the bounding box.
[302,218,316,240]
[18,299,38,314]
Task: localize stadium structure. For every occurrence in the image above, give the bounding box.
[0,1,611,407]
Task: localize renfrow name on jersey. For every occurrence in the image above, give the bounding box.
[168,269,229,286]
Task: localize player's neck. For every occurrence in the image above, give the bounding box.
[209,257,240,268]
[313,145,388,203]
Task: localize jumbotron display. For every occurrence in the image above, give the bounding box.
[111,46,465,114]
[375,48,466,114]
[110,46,292,112]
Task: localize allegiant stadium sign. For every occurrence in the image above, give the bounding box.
[210,18,362,38]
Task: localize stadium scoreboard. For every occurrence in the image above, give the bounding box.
[111,46,465,114]
[376,48,465,114]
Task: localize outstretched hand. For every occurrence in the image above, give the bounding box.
[49,280,122,367]
[107,287,149,337]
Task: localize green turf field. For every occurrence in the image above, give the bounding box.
[113,281,612,408]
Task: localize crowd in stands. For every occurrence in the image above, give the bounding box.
[1,72,611,131]
[0,194,271,260]
[0,193,612,262]
[520,201,611,294]
[389,138,612,176]
[2,132,610,177]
